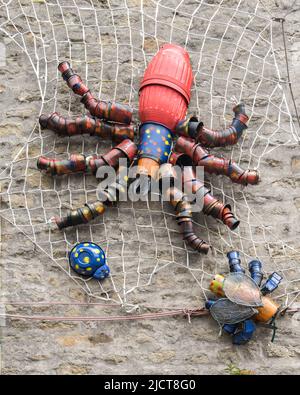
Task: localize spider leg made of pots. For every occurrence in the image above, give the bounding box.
[197,103,249,148]
[169,152,240,231]
[175,103,249,148]
[50,163,132,230]
[37,140,137,229]
[38,61,135,143]
[37,139,136,176]
[39,112,135,143]
[175,136,260,186]
[159,163,210,254]
[57,61,133,125]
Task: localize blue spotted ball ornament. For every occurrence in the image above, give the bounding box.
[69,242,110,280]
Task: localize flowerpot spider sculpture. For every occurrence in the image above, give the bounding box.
[37,44,259,254]
[206,251,283,345]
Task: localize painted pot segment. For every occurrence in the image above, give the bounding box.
[139,44,193,131]
[138,123,173,164]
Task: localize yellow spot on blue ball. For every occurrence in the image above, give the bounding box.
[165,141,170,145]
[75,264,79,269]
[101,254,105,259]
[83,256,90,264]
[146,129,150,134]
[84,243,89,246]
[74,253,79,258]
[97,258,101,262]
[94,249,100,254]
[86,267,92,271]
[156,129,160,134]
[164,152,169,156]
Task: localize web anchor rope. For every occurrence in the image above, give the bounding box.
[272,16,300,132]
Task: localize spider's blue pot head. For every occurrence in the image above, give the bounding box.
[69,242,109,280]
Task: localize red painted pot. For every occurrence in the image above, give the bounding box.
[139,44,193,131]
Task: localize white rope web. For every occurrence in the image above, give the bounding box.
[0,0,299,313]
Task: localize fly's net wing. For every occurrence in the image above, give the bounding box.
[210,298,257,325]
[223,273,262,307]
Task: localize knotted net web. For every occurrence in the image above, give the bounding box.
[0,0,299,313]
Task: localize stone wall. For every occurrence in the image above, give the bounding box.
[0,0,300,375]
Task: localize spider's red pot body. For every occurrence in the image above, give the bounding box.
[139,43,193,131]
